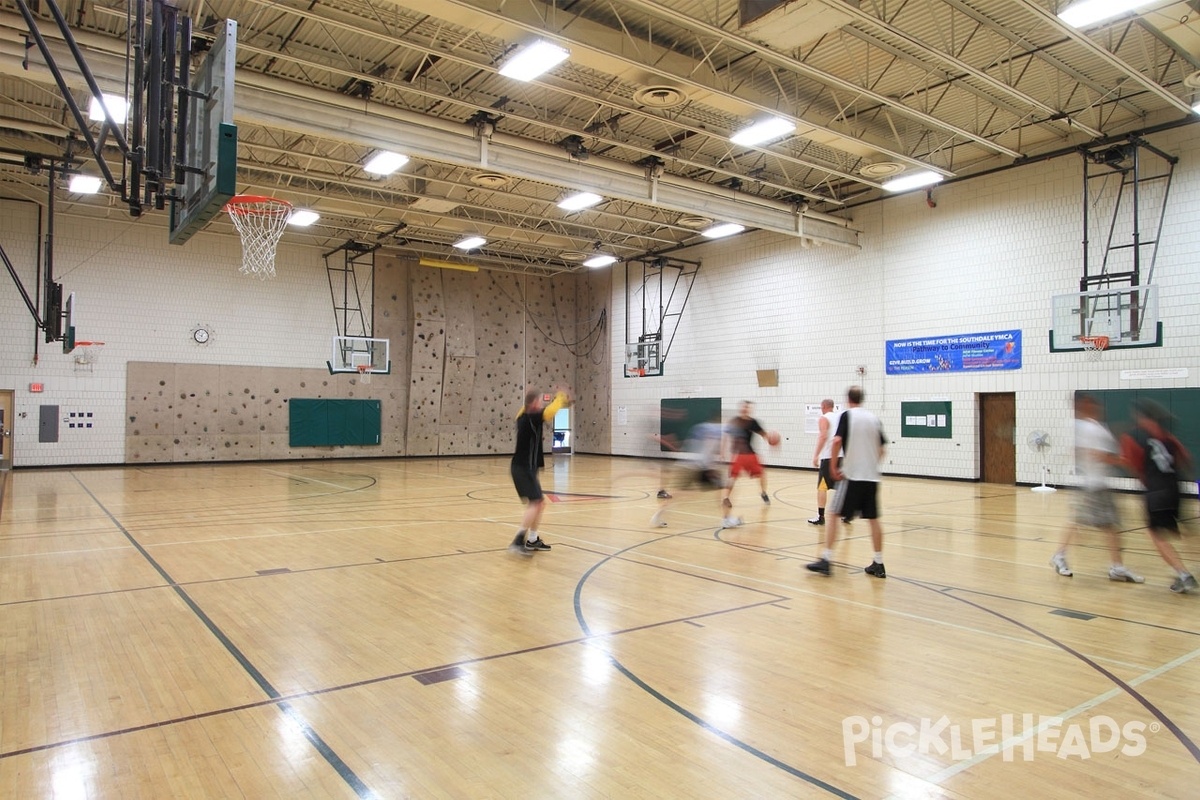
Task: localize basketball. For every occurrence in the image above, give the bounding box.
[767,431,781,446]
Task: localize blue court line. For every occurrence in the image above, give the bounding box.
[571,533,860,799]
[69,473,378,799]
[895,574,1200,764]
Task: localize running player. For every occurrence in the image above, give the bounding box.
[509,388,569,553]
[720,401,776,521]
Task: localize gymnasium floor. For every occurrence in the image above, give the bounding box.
[1,455,1197,798]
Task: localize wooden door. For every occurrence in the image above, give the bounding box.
[979,392,1016,484]
[0,390,12,470]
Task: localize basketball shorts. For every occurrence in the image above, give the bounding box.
[830,479,879,520]
[1074,488,1119,528]
[730,453,764,478]
[511,464,543,501]
[817,458,838,491]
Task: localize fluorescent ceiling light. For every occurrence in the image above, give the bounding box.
[557,192,603,211]
[498,39,570,82]
[363,150,409,175]
[68,175,102,194]
[701,223,745,239]
[583,254,617,268]
[88,93,128,123]
[453,236,487,250]
[287,209,320,227]
[730,116,795,147]
[1057,0,1155,27]
[882,170,944,193]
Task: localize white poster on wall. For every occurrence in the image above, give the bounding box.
[617,405,628,426]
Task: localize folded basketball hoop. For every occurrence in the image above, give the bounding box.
[225,195,292,279]
[1080,335,1108,361]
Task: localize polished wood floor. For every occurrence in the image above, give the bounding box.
[1,456,1198,798]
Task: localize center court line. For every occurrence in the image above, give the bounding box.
[259,468,373,491]
[925,642,1200,784]
[553,535,1154,672]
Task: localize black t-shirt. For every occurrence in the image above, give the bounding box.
[512,411,547,472]
[1130,428,1182,511]
[728,416,765,455]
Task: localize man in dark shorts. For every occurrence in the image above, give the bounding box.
[510,388,569,553]
[720,401,775,520]
[808,398,842,525]
[806,386,888,578]
[1121,398,1196,593]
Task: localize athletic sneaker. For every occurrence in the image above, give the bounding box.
[509,531,531,555]
[761,493,770,504]
[1051,553,1073,576]
[523,537,552,552]
[1108,565,1144,583]
[807,516,825,525]
[806,558,831,575]
[1169,574,1198,594]
[657,489,672,499]
[721,516,742,528]
[864,561,887,579]
[841,517,852,524]
[650,512,667,528]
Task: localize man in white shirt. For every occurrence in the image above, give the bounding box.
[1050,393,1142,582]
[808,398,842,525]
[807,386,888,578]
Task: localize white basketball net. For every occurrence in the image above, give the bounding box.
[356,365,373,384]
[226,197,292,279]
[1081,336,1107,362]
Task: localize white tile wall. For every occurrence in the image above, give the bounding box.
[1,202,329,466]
[611,125,1200,488]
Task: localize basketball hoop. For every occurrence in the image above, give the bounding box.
[225,195,293,279]
[356,364,373,385]
[71,340,105,371]
[1080,335,1109,361]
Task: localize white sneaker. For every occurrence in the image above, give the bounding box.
[1109,565,1145,583]
[721,516,742,528]
[1051,553,1072,576]
[650,512,667,528]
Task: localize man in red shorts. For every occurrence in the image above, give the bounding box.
[720,401,776,526]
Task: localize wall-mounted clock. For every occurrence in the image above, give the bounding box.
[191,325,213,344]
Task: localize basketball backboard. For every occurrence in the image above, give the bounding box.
[329,336,391,374]
[169,19,238,244]
[1050,284,1162,352]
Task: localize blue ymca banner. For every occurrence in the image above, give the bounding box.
[886,330,1022,375]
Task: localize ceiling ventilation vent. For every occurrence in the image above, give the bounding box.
[560,250,591,262]
[633,85,688,109]
[858,161,907,179]
[1184,70,1200,89]
[677,214,714,229]
[471,172,511,188]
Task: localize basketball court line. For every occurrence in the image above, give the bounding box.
[556,537,1157,672]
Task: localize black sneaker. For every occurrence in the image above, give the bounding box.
[524,537,552,552]
[509,531,531,554]
[864,561,887,579]
[806,558,831,575]
[842,516,852,524]
[761,493,771,504]
[657,489,672,499]
[807,516,825,525]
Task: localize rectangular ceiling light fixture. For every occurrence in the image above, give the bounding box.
[583,254,617,268]
[287,209,320,227]
[730,116,795,147]
[88,93,128,123]
[363,150,409,176]
[498,40,570,82]
[68,175,102,194]
[1057,0,1154,27]
[700,223,745,239]
[881,170,944,193]
[453,236,487,250]
[557,191,603,211]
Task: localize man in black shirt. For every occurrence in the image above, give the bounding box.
[510,388,569,553]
